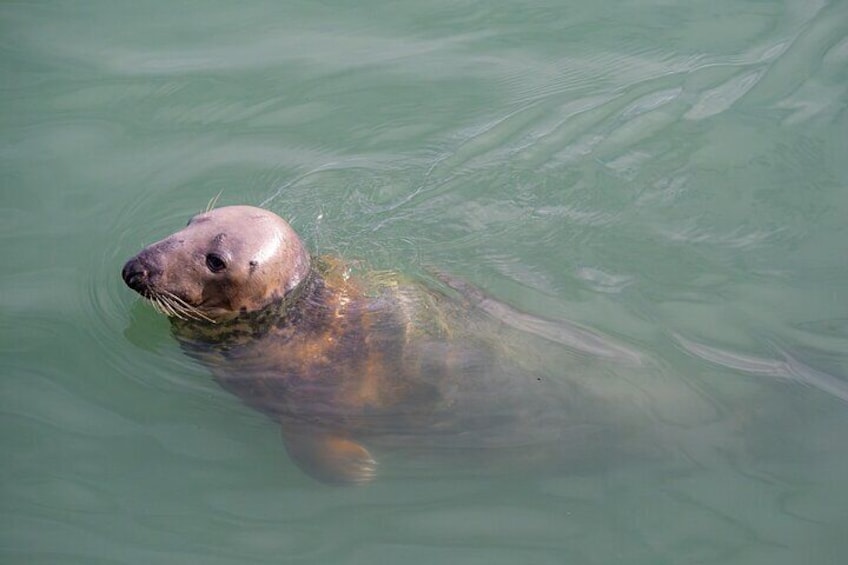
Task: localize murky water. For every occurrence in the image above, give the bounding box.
[2,1,847,563]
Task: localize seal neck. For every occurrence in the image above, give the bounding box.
[171,267,323,345]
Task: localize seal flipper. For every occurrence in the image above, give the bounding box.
[281,426,377,485]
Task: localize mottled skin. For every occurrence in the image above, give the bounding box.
[122,206,528,484]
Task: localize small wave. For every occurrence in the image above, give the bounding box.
[673,333,848,404]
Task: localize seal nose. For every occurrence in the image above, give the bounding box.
[122,257,149,293]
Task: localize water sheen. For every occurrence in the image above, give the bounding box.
[2,1,847,563]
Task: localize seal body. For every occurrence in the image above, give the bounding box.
[122,206,611,483]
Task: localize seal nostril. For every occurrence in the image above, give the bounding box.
[122,258,149,292]
[128,271,145,289]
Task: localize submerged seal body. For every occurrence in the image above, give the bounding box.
[122,206,612,484]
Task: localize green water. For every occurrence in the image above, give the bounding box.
[3,0,848,563]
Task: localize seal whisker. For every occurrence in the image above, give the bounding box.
[151,293,183,319]
[206,191,223,213]
[160,290,216,323]
[164,298,186,319]
[164,296,194,321]
[167,301,193,320]
[173,302,203,322]
[169,294,209,324]
[156,291,183,316]
[148,295,167,316]
[156,295,180,318]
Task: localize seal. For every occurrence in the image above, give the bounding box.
[122,205,638,484]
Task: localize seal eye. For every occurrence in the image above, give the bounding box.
[205,253,227,273]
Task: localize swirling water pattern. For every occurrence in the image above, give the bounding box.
[2,1,847,563]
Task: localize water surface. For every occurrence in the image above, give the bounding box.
[2,1,847,563]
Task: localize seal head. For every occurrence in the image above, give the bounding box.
[122,205,310,322]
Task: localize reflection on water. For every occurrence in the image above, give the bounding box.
[2,0,848,563]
